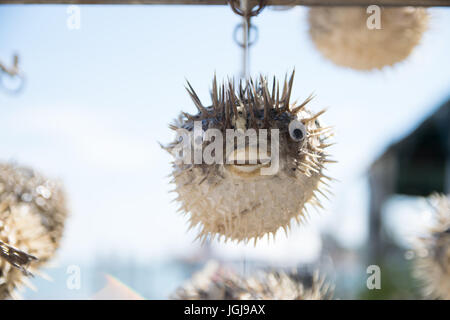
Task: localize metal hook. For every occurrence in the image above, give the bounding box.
[233,22,259,48]
[0,54,25,94]
[228,0,267,17]
[229,0,266,79]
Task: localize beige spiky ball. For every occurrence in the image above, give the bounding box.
[172,261,333,300]
[413,194,450,300]
[244,270,333,300]
[171,261,246,300]
[0,163,68,299]
[308,7,428,70]
[164,72,333,243]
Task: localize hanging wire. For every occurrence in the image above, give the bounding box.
[230,0,266,79]
[0,54,25,94]
[229,0,267,277]
[241,0,250,79]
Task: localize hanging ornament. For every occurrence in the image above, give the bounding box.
[172,261,333,300]
[0,163,68,299]
[164,72,334,243]
[308,7,429,70]
[0,54,25,93]
[413,194,450,300]
[244,270,333,300]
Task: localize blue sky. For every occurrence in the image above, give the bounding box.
[0,4,449,271]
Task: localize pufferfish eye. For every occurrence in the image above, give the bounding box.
[288,120,307,142]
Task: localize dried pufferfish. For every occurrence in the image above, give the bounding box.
[0,163,68,299]
[413,194,450,300]
[164,72,334,243]
[308,7,428,70]
[172,261,333,300]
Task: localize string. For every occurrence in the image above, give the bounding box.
[241,0,250,80]
[229,0,267,277]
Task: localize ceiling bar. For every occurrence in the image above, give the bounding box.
[0,0,449,7]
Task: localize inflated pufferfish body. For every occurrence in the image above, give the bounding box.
[413,194,450,300]
[172,261,333,300]
[0,163,68,299]
[165,72,333,243]
[245,270,333,300]
[308,7,428,70]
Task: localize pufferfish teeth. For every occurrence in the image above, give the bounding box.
[231,164,265,172]
[226,146,271,167]
[164,71,334,243]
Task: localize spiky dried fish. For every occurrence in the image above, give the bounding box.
[308,7,428,70]
[172,261,333,300]
[413,194,450,300]
[164,72,334,243]
[0,164,68,299]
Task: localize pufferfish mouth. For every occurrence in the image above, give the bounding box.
[226,146,272,176]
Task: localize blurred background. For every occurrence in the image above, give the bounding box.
[0,4,449,299]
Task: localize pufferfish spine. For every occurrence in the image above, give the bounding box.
[0,164,68,299]
[308,7,428,70]
[413,194,450,300]
[172,261,333,300]
[164,71,334,244]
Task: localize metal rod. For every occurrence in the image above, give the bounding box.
[0,240,37,276]
[242,19,250,79]
[241,0,250,79]
[0,55,20,78]
[0,0,449,7]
